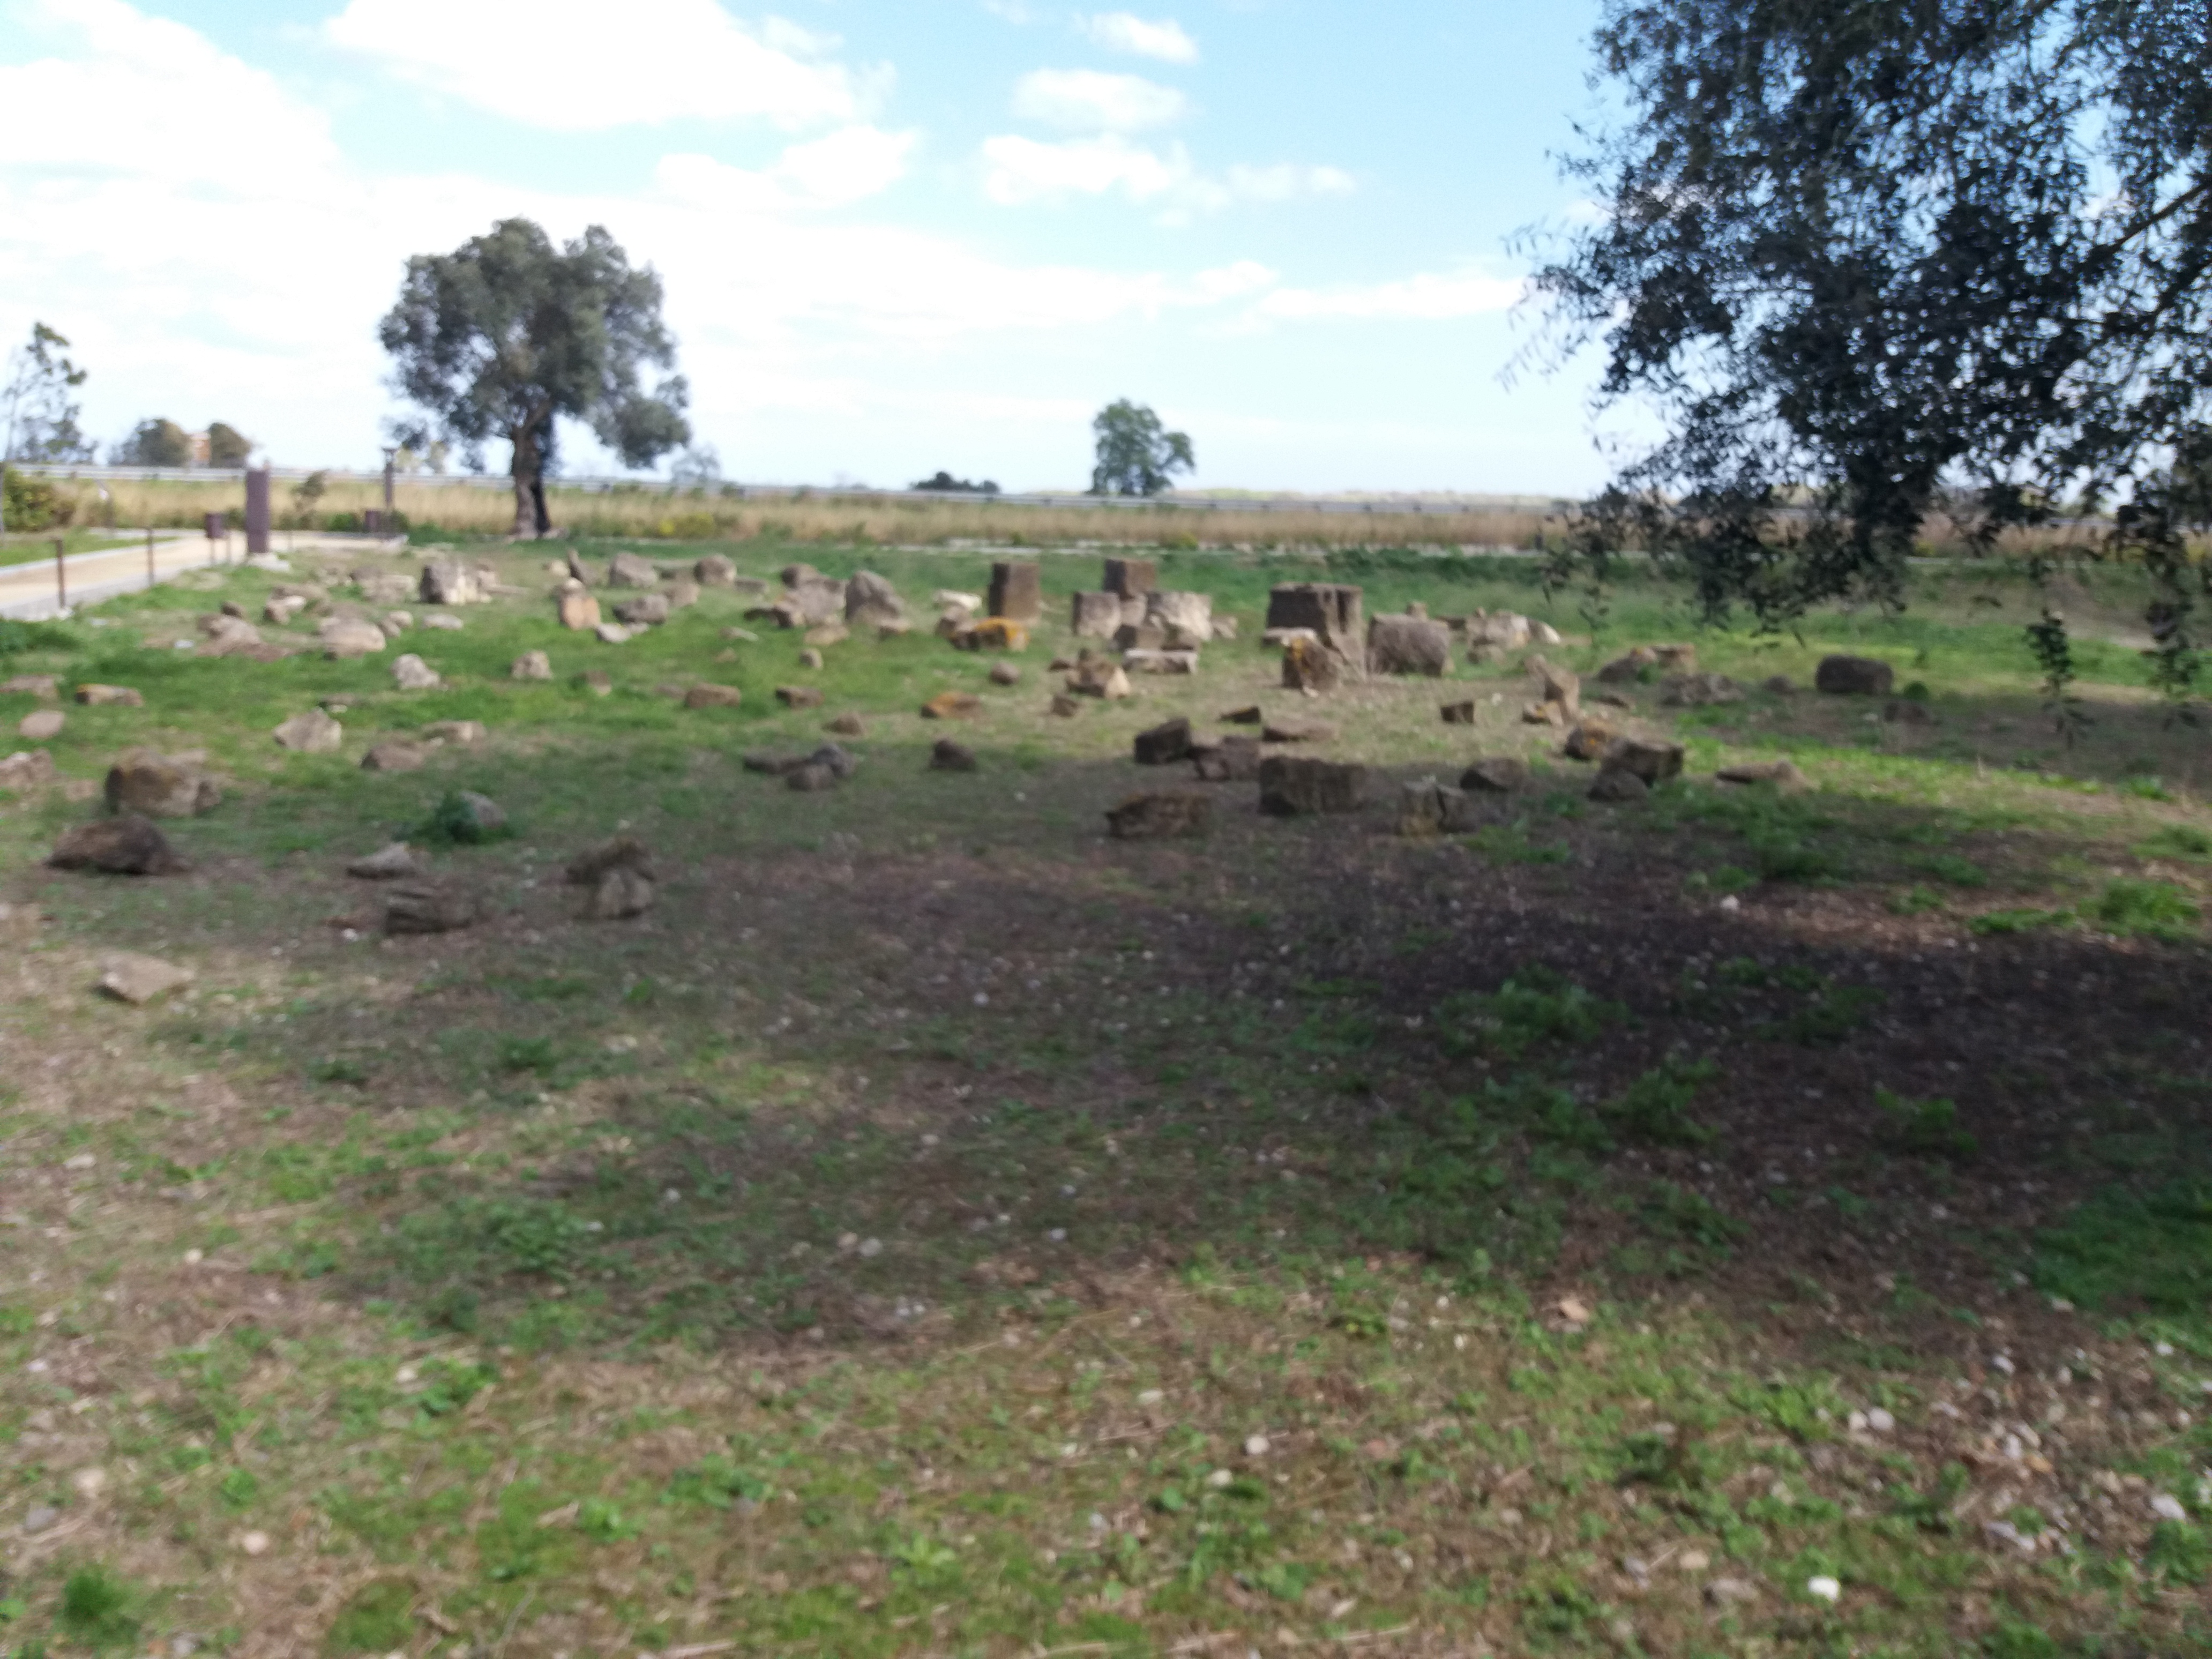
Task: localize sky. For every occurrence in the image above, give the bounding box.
[0,0,1628,495]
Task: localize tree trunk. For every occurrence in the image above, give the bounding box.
[509,411,548,539]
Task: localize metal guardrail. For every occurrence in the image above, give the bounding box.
[8,463,1573,519]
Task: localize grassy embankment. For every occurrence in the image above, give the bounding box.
[0,540,2207,1656]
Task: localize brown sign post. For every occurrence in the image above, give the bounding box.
[244,468,271,557]
[53,538,66,610]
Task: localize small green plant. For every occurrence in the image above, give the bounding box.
[497,1036,557,1074]
[1890,885,1944,915]
[890,1532,960,1581]
[2124,775,2176,802]
[1603,1056,1717,1147]
[2138,824,2212,861]
[1467,820,1571,865]
[414,1356,497,1417]
[307,1056,368,1085]
[666,1455,771,1509]
[2092,877,2199,940]
[2025,604,2089,745]
[1436,967,1626,1059]
[1877,1087,1977,1161]
[412,790,511,848]
[59,1566,138,1651]
[577,1497,637,1542]
[326,1581,416,1654]
[1640,1180,1745,1251]
[1914,853,1989,887]
[1969,906,2072,936]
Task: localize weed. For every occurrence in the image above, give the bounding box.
[1466,820,1570,865]
[1890,885,1945,915]
[307,1056,368,1086]
[1640,1181,1745,1252]
[411,789,512,848]
[497,1036,558,1074]
[1914,853,1990,887]
[1436,968,1625,1059]
[2034,1179,2212,1327]
[2139,824,2212,860]
[413,1357,497,1417]
[1603,1056,1717,1147]
[2092,878,2199,940]
[58,1567,137,1651]
[577,1498,637,1543]
[327,1581,415,1654]
[1765,982,1885,1045]
[1877,1088,1977,1161]
[666,1455,772,1509]
[1970,907,2073,936]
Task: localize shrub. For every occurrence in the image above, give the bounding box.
[1877,1087,1976,1161]
[2093,878,2198,940]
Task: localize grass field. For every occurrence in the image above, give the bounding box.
[1,537,2209,1658]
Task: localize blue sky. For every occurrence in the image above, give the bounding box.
[0,0,1627,493]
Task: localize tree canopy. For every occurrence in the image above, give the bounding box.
[379,218,690,537]
[2,323,93,466]
[911,470,1000,495]
[113,418,190,468]
[1534,0,2212,662]
[1090,400,1193,497]
[206,422,252,468]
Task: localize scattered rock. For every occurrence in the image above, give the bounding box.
[1103,557,1157,597]
[797,648,825,670]
[1265,582,1364,662]
[271,709,343,753]
[197,614,263,655]
[1147,589,1214,646]
[1259,756,1366,815]
[105,751,220,817]
[1717,758,1810,790]
[1705,1578,1759,1608]
[49,814,184,875]
[1532,620,1564,645]
[1106,791,1211,840]
[1281,636,1350,693]
[722,625,759,642]
[1133,716,1194,765]
[776,685,825,709]
[1049,694,1080,717]
[1191,736,1262,781]
[382,881,482,935]
[1065,659,1132,700]
[594,623,632,645]
[684,684,743,709]
[781,565,847,624]
[1440,699,1476,724]
[614,592,670,627]
[346,842,419,879]
[565,835,653,885]
[19,709,64,740]
[695,555,737,586]
[1461,756,1533,793]
[1762,674,1796,694]
[1124,648,1199,675]
[74,683,145,706]
[845,569,905,628]
[511,650,553,681]
[1815,654,1894,696]
[96,951,193,1004]
[1070,591,1122,639]
[1221,705,1262,724]
[608,551,660,588]
[558,590,602,631]
[1367,614,1452,676]
[586,866,656,920]
[1530,656,1582,720]
[826,711,866,736]
[361,739,431,772]
[666,578,700,610]
[953,617,1029,652]
[420,720,483,746]
[580,670,611,696]
[1660,670,1742,707]
[742,750,813,776]
[1522,700,1567,727]
[988,661,1021,686]
[1562,718,1620,761]
[1884,697,1935,724]
[417,558,483,605]
[1463,610,1533,657]
[934,588,984,614]
[1600,735,1685,784]
[391,654,443,691]
[1261,719,1336,744]
[1398,776,1478,836]
[1589,767,1651,804]
[1595,646,1658,684]
[930,738,979,772]
[0,750,56,789]
[786,760,839,791]
[921,690,982,720]
[1,674,58,699]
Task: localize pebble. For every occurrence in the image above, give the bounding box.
[238,1530,271,1556]
[71,1467,106,1498]
[858,1238,883,1258]
[1206,1469,1234,1489]
[1865,1407,1895,1432]
[21,1504,58,1534]
[1719,895,1740,913]
[63,1153,95,1171]
[1244,1434,1271,1457]
[183,1249,203,1265]
[1677,1549,1710,1572]
[1806,1575,1841,1603]
[2151,1493,2188,1522]
[1137,1389,1164,1406]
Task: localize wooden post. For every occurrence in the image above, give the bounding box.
[146,526,155,589]
[54,537,66,609]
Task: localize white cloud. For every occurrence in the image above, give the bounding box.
[323,0,869,131]
[1011,68,1185,132]
[1252,268,1526,322]
[982,136,1354,216]
[1077,12,1199,64]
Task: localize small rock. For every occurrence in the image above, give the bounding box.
[1705,1577,1758,1608]
[1561,718,1619,760]
[776,685,825,709]
[390,654,443,691]
[565,835,653,885]
[1049,694,1080,717]
[1123,647,1199,675]
[71,1467,107,1499]
[346,842,418,879]
[422,612,465,632]
[802,623,848,648]
[1716,758,1809,791]
[21,1504,58,1534]
[49,813,184,875]
[18,709,64,740]
[1439,699,1475,724]
[825,712,865,736]
[1589,767,1650,803]
[238,1530,271,1557]
[318,617,388,659]
[696,555,737,586]
[272,709,343,753]
[580,670,612,697]
[74,682,145,707]
[105,751,220,817]
[1600,735,1685,784]
[586,866,656,920]
[1864,1407,1895,1433]
[797,648,825,670]
[683,684,743,709]
[1244,1434,1271,1457]
[1106,791,1212,840]
[452,790,506,834]
[1460,756,1531,793]
[1815,654,1894,696]
[1260,719,1335,744]
[421,720,484,746]
[1133,716,1193,766]
[1,674,59,699]
[786,761,840,792]
[921,690,982,720]
[96,951,194,1005]
[1805,1575,1841,1604]
[722,625,759,642]
[382,881,483,936]
[607,551,660,587]
[2151,1493,2189,1522]
[988,661,1021,687]
[0,749,58,789]
[511,650,553,682]
[1190,736,1262,782]
[381,609,414,635]
[930,738,979,773]
[1258,757,1365,815]
[360,739,430,773]
[613,593,670,627]
[594,623,632,645]
[1220,705,1262,724]
[558,592,602,631]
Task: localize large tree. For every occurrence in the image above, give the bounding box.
[379,218,690,537]
[2,323,94,466]
[1090,399,1194,497]
[113,417,191,468]
[1533,0,2212,659]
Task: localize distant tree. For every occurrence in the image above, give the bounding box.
[911,470,1001,495]
[113,418,191,468]
[379,218,691,538]
[1089,400,1192,497]
[206,422,252,468]
[290,469,329,525]
[669,443,722,489]
[2,323,94,466]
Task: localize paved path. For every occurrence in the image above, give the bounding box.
[0,533,403,620]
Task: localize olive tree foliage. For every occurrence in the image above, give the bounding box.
[379,218,690,537]
[1090,399,1194,496]
[1530,0,2212,690]
[112,418,191,468]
